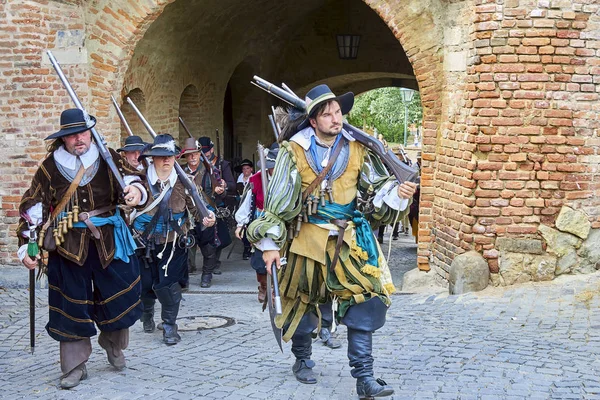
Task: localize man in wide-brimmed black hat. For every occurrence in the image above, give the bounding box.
[196,136,235,287]
[131,134,215,345]
[16,108,148,389]
[178,137,204,275]
[117,135,148,171]
[247,84,417,399]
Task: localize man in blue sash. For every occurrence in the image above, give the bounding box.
[16,109,148,389]
[247,86,417,399]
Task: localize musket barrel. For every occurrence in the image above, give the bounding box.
[178,117,194,139]
[251,77,306,110]
[268,115,279,141]
[258,143,282,315]
[111,95,134,137]
[47,51,127,190]
[126,97,212,219]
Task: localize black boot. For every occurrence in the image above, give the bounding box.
[154,283,182,345]
[348,328,394,399]
[140,297,156,333]
[200,273,212,288]
[291,333,317,384]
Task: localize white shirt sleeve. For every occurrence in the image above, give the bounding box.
[124,175,148,205]
[235,192,253,227]
[253,225,282,251]
[373,181,409,212]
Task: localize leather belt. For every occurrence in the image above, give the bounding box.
[329,218,348,272]
[79,205,115,239]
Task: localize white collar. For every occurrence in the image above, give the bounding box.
[147,163,178,187]
[289,127,354,151]
[54,142,100,170]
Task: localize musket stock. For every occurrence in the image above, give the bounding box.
[126,98,211,219]
[47,51,127,190]
[178,117,219,192]
[251,76,419,184]
[258,142,283,352]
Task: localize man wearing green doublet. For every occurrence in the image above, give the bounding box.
[247,84,417,399]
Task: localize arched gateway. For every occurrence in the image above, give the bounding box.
[1,0,599,287]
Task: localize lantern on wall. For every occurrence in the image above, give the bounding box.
[336,34,361,60]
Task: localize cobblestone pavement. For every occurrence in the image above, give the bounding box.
[3,241,600,399]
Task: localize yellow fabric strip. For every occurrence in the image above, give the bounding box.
[48,327,88,340]
[98,299,141,326]
[49,306,94,324]
[95,275,141,305]
[49,284,94,305]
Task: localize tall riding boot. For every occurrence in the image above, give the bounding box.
[348,328,394,399]
[140,297,156,333]
[154,282,182,345]
[213,248,223,275]
[318,302,342,349]
[98,329,129,371]
[188,245,198,274]
[289,312,319,384]
[256,272,267,303]
[291,332,317,384]
[200,243,217,287]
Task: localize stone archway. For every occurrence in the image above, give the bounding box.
[85,0,452,275]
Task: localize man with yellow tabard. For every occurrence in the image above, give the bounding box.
[247,85,417,399]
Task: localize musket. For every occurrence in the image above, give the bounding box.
[251,76,420,185]
[110,95,148,169]
[47,51,127,190]
[258,142,283,352]
[126,98,212,219]
[268,115,279,141]
[111,95,134,137]
[215,128,223,179]
[178,117,219,192]
[29,267,35,354]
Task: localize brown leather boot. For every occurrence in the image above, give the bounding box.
[257,273,268,303]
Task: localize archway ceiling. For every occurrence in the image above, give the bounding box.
[134,0,327,69]
[131,0,413,88]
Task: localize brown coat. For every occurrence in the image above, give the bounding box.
[134,171,205,244]
[17,148,144,268]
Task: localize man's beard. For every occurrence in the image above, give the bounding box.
[72,145,89,156]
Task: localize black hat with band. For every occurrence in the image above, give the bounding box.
[45,108,97,140]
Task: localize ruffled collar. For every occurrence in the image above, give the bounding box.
[54,143,99,170]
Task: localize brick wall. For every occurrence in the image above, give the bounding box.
[2,0,598,282]
[0,0,90,263]
[467,0,600,274]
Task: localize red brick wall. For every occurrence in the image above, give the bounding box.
[467,0,600,273]
[0,0,90,263]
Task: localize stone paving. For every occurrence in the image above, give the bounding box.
[3,237,600,399]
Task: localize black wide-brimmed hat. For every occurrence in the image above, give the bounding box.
[45,108,97,140]
[198,136,214,152]
[117,135,148,152]
[139,134,180,159]
[234,159,254,173]
[297,84,354,130]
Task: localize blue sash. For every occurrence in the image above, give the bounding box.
[307,201,379,269]
[62,208,137,263]
[132,211,186,236]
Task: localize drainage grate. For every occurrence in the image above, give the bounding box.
[176,315,236,331]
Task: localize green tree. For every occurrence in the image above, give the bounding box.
[347,87,422,145]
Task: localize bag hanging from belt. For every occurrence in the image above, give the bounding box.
[41,165,85,251]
